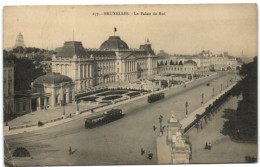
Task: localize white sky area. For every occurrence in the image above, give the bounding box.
[3,4,257,57]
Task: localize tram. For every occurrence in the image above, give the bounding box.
[85,109,124,128]
[148,92,165,103]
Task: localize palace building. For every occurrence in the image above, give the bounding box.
[52,36,159,92]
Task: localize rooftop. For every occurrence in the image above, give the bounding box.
[33,72,72,85]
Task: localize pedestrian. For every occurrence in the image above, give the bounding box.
[147,151,153,160]
[69,146,72,155]
[141,148,145,156]
[69,113,72,118]
[208,142,212,150]
[204,142,208,150]
[200,121,203,129]
[153,125,157,131]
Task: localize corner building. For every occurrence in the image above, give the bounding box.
[52,36,159,92]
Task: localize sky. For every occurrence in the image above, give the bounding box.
[3,4,258,57]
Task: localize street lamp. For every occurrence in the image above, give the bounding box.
[212,88,215,97]
[159,115,163,135]
[185,101,189,118]
[201,93,204,105]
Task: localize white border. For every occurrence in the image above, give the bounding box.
[1,1,259,167]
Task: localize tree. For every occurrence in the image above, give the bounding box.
[221,56,257,141]
[4,53,46,91]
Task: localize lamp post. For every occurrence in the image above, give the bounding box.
[159,115,163,135]
[212,88,215,97]
[185,101,189,118]
[201,93,204,105]
[221,83,222,92]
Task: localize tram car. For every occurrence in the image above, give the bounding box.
[85,109,124,128]
[148,92,165,103]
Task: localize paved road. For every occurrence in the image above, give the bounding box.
[5,72,237,166]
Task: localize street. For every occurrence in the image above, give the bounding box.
[5,72,237,165]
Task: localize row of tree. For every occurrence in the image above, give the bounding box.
[221,57,257,141]
[157,60,183,66]
[4,49,47,91]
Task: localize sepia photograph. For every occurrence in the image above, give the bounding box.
[2,3,258,166]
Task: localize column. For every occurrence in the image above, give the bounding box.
[83,64,86,79]
[37,97,41,110]
[44,98,47,109]
[60,88,64,105]
[66,92,69,103]
[87,64,89,78]
[52,88,56,107]
[60,64,62,74]
[72,90,75,102]
[90,64,92,77]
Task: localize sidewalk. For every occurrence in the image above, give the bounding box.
[156,81,238,164]
[4,72,219,136]
[180,82,237,131]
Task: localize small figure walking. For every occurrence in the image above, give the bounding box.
[153,125,157,131]
[69,113,72,118]
[204,142,208,150]
[141,148,145,156]
[147,151,153,160]
[69,146,72,155]
[208,142,212,150]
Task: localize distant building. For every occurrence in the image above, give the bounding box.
[13,32,26,48]
[3,60,14,121]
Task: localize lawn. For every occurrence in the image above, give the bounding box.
[126,92,141,97]
[102,95,123,101]
[80,96,99,102]
[96,90,128,96]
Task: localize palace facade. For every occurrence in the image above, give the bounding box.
[52,36,159,92]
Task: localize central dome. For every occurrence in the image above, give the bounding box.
[100,36,129,50]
